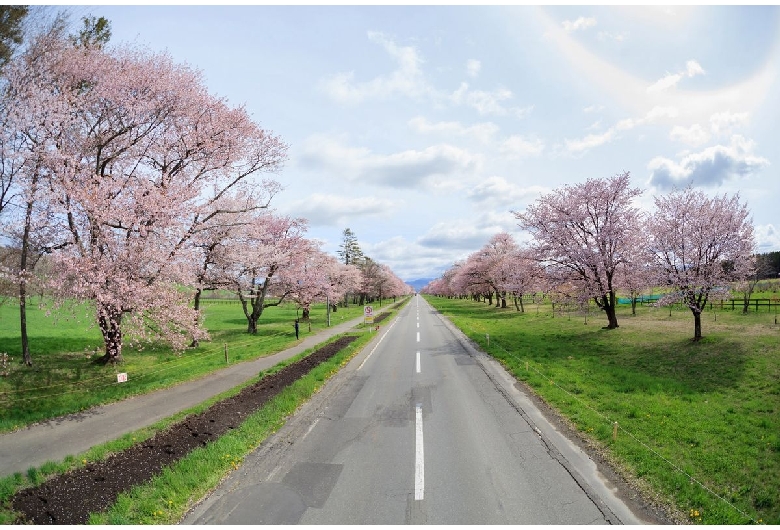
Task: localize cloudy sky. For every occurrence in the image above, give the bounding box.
[84,4,780,282]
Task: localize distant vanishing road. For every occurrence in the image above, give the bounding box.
[183,295,655,524]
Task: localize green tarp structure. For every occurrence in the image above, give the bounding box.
[617,294,662,305]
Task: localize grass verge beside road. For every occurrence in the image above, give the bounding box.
[0,299,370,432]
[425,295,779,525]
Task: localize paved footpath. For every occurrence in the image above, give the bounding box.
[0,308,391,478]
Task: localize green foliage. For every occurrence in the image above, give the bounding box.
[0,5,27,68]
[426,294,780,524]
[70,15,111,49]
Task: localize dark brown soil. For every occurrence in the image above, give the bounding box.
[11,335,358,525]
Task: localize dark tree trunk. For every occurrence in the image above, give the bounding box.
[600,293,619,329]
[513,295,524,313]
[19,194,35,367]
[190,288,203,347]
[19,285,31,366]
[692,309,703,341]
[631,297,637,316]
[240,268,281,335]
[96,307,123,364]
[302,307,310,320]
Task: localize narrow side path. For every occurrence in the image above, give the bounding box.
[0,308,389,478]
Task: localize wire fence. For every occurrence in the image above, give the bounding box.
[456,319,757,524]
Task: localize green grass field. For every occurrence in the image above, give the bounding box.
[425,290,780,525]
[0,297,372,432]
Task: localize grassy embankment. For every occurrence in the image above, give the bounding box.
[425,284,779,525]
[0,296,409,524]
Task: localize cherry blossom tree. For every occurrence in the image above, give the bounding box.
[646,187,755,341]
[2,35,287,363]
[230,215,310,334]
[514,172,643,329]
[289,248,362,320]
[505,245,544,312]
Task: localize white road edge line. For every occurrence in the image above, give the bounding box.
[416,331,420,342]
[357,318,398,371]
[415,403,424,501]
[416,351,420,373]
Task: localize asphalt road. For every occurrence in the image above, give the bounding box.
[183,295,653,525]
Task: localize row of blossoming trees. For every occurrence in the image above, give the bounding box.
[0,32,410,365]
[422,172,756,341]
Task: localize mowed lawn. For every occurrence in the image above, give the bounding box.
[0,297,368,432]
[425,293,780,525]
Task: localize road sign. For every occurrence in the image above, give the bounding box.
[364,305,374,324]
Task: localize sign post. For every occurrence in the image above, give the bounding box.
[364,305,374,327]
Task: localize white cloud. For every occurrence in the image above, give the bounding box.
[562,16,597,32]
[450,82,533,118]
[467,176,547,207]
[669,124,711,147]
[647,59,705,93]
[320,32,534,121]
[685,59,705,77]
[500,136,545,159]
[597,31,627,42]
[648,135,770,190]
[318,31,430,104]
[565,129,615,154]
[365,236,459,280]
[755,224,780,253]
[466,59,481,78]
[644,106,679,122]
[586,120,602,131]
[408,116,499,144]
[565,106,680,154]
[583,104,604,113]
[282,193,396,227]
[537,8,777,121]
[709,111,750,135]
[669,111,751,146]
[299,134,481,190]
[416,219,500,251]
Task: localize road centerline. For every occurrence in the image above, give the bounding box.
[415,403,424,501]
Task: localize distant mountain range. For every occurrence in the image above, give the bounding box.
[405,278,435,292]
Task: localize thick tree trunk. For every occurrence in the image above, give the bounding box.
[601,293,619,329]
[246,314,258,334]
[693,309,703,341]
[190,288,203,347]
[97,307,123,364]
[496,291,506,308]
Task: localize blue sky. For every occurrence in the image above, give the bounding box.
[80,5,780,281]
